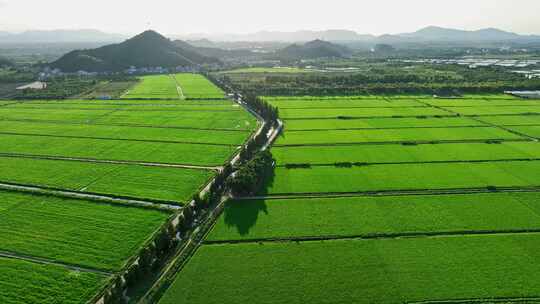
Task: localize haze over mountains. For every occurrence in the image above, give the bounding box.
[0,29,126,43]
[1,26,540,44]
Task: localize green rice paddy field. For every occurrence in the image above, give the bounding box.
[284,116,485,130]
[0,257,107,304]
[275,126,519,145]
[160,94,540,304]
[266,160,540,195]
[0,155,214,202]
[0,190,170,271]
[272,141,540,165]
[123,75,179,99]
[160,234,540,304]
[209,192,540,241]
[174,73,225,99]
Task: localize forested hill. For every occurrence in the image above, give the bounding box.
[277,39,353,60]
[51,30,219,72]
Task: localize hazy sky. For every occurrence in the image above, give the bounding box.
[1,0,539,35]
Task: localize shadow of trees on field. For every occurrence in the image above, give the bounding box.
[224,199,268,236]
[223,165,275,236]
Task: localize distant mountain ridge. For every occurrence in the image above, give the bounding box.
[398,26,540,41]
[177,27,540,43]
[0,29,126,43]
[51,30,219,72]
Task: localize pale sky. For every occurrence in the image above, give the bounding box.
[1,0,539,35]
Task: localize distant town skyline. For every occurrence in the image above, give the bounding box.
[1,0,539,36]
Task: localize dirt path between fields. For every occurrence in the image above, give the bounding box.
[0,182,181,211]
[0,250,113,276]
[0,152,221,171]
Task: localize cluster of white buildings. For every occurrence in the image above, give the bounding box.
[402,58,540,69]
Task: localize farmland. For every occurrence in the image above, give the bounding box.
[0,73,256,303]
[0,190,170,271]
[122,75,179,99]
[208,192,540,241]
[161,234,540,304]
[0,256,108,304]
[160,94,540,304]
[174,73,225,99]
[272,141,540,166]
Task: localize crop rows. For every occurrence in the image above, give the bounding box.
[160,94,540,304]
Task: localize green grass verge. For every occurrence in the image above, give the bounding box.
[159,234,540,304]
[0,256,107,304]
[0,190,169,271]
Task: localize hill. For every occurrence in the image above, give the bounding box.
[277,40,353,60]
[51,30,219,72]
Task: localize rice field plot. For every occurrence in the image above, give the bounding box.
[263,97,423,108]
[0,156,214,203]
[94,109,257,130]
[0,120,251,145]
[7,101,241,111]
[477,114,540,126]
[264,160,540,195]
[159,234,540,304]
[445,105,540,116]
[0,257,107,304]
[20,99,232,106]
[208,192,540,242]
[284,117,485,130]
[0,134,236,166]
[422,97,540,107]
[506,126,540,139]
[0,106,257,130]
[0,190,170,271]
[272,141,540,165]
[275,126,521,146]
[279,106,451,119]
[122,75,179,99]
[0,107,114,123]
[174,73,225,99]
